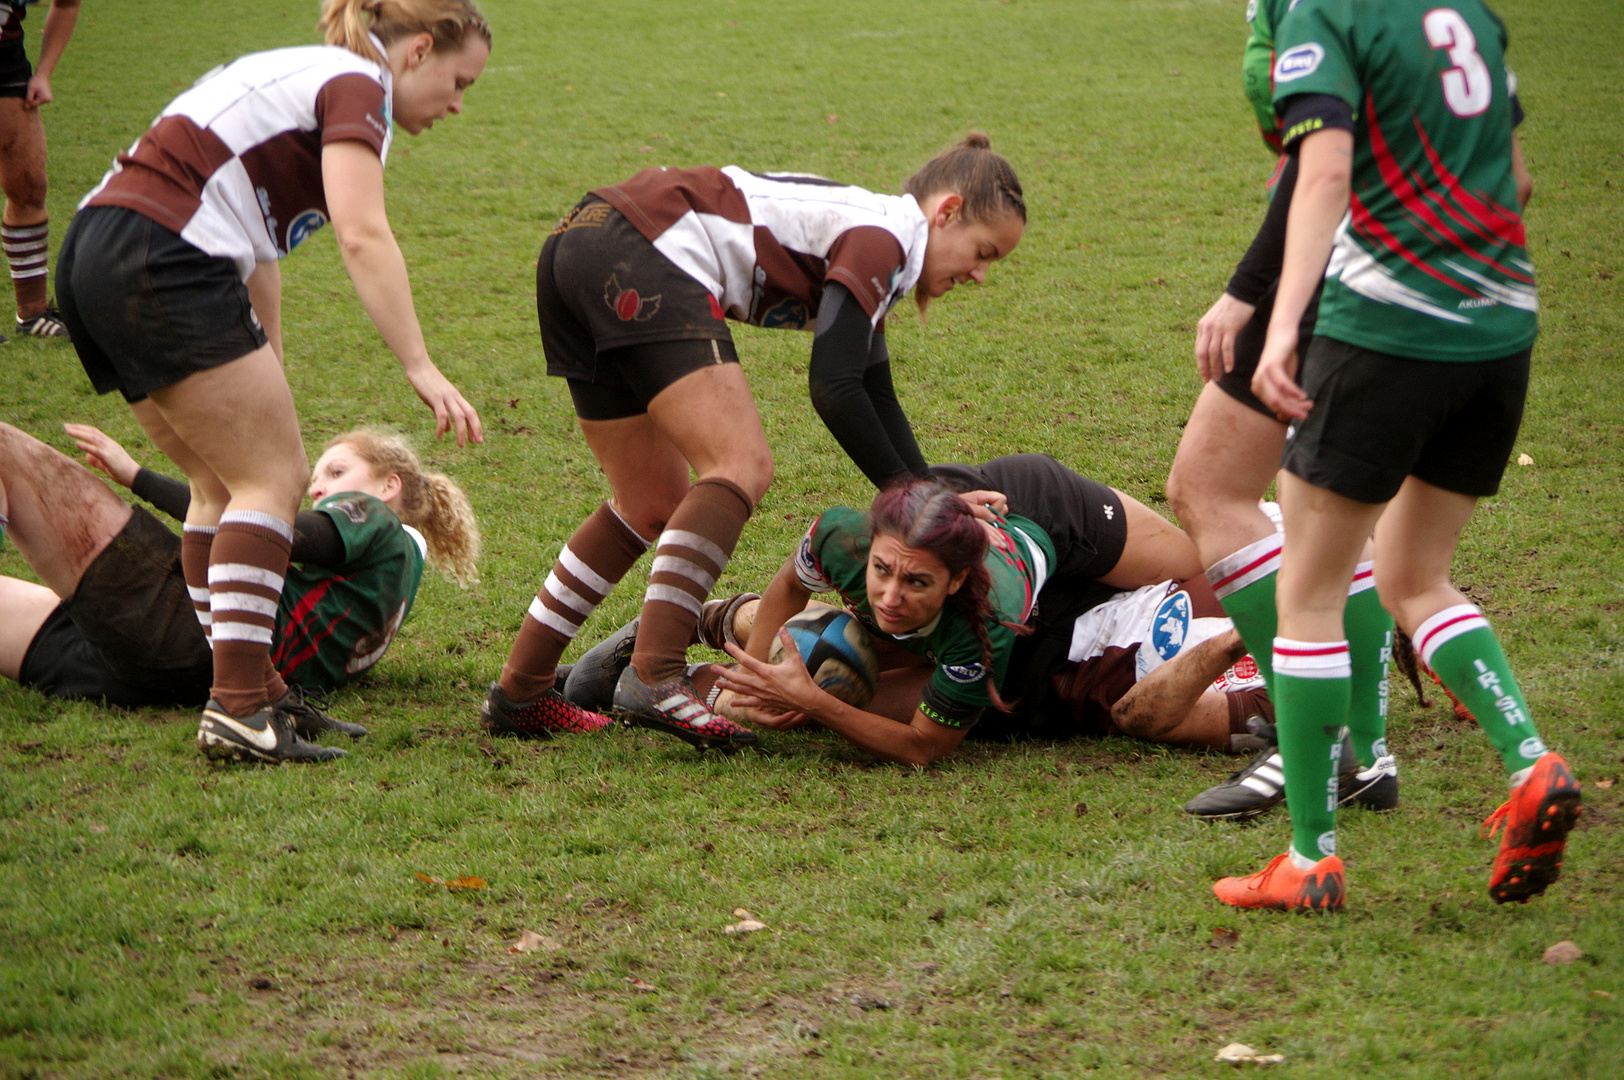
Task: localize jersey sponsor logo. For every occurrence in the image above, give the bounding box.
[1273,43,1325,83]
[605,273,661,321]
[758,297,809,329]
[288,208,329,250]
[1149,590,1193,662]
[1457,297,1499,309]
[942,661,986,685]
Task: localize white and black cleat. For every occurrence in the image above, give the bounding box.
[197,699,346,763]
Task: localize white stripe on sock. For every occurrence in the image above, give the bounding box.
[218,510,294,542]
[657,528,727,570]
[528,597,581,639]
[544,571,595,617]
[208,563,284,591]
[558,545,611,597]
[1415,604,1489,667]
[644,582,703,616]
[651,553,717,594]
[210,592,279,618]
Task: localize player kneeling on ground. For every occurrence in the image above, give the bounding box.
[0,423,478,761]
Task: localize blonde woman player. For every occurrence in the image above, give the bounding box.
[54,0,489,759]
[0,423,478,761]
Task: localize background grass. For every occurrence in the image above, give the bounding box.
[2,1,1621,1077]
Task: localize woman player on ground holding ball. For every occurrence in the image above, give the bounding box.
[485,135,1029,748]
[553,455,1199,761]
[54,0,489,762]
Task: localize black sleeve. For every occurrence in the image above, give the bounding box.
[130,468,191,522]
[808,283,930,487]
[1278,92,1356,154]
[1511,92,1524,129]
[291,510,346,567]
[1226,154,1300,304]
[128,464,344,565]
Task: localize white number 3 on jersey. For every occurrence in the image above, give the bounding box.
[1425,8,1493,117]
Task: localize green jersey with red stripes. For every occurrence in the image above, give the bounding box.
[793,505,1054,725]
[272,492,426,691]
[1272,0,1536,361]
[1242,0,1283,152]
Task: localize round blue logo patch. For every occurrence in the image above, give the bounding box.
[942,662,986,685]
[1149,590,1193,662]
[288,208,329,250]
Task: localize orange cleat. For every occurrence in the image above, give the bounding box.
[1482,752,1582,904]
[1214,852,1345,913]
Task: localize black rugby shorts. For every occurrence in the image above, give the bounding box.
[57,206,268,403]
[1281,337,1531,504]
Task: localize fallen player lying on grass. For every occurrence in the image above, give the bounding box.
[0,422,477,761]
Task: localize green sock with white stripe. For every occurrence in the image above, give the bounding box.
[1415,604,1546,776]
[1207,533,1283,691]
[1273,638,1349,865]
[1344,562,1394,767]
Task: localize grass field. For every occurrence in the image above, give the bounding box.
[2,1,1622,1077]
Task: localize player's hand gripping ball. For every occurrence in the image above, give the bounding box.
[769,608,880,708]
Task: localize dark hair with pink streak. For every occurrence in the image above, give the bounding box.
[868,479,1024,713]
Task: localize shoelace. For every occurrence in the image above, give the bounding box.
[1247,853,1291,892]
[1480,801,1513,840]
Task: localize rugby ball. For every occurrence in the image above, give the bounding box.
[768,607,880,708]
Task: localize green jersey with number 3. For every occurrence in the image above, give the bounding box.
[1272,0,1536,361]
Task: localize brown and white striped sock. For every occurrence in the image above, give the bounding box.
[631,478,753,685]
[3,219,48,317]
[499,500,649,702]
[181,524,218,645]
[207,511,292,717]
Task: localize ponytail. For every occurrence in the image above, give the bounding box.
[904,131,1026,226]
[319,0,492,65]
[326,429,482,587]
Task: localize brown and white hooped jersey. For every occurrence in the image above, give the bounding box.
[81,44,393,280]
[1063,575,1264,707]
[0,2,25,44]
[593,165,928,330]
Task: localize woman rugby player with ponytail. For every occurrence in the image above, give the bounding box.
[0,422,479,760]
[486,135,1029,749]
[54,0,489,761]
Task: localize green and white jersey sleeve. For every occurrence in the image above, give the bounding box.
[273,492,427,692]
[1272,0,1536,361]
[1241,0,1282,150]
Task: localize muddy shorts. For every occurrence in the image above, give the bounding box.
[18,506,213,708]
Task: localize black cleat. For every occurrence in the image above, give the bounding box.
[274,685,368,739]
[480,682,611,738]
[563,616,639,712]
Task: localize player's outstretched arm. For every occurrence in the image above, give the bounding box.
[744,556,813,662]
[63,423,140,488]
[322,140,483,446]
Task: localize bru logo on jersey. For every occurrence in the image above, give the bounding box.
[1274,42,1325,82]
[288,209,328,250]
[1149,590,1193,662]
[942,662,986,685]
[604,273,661,321]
